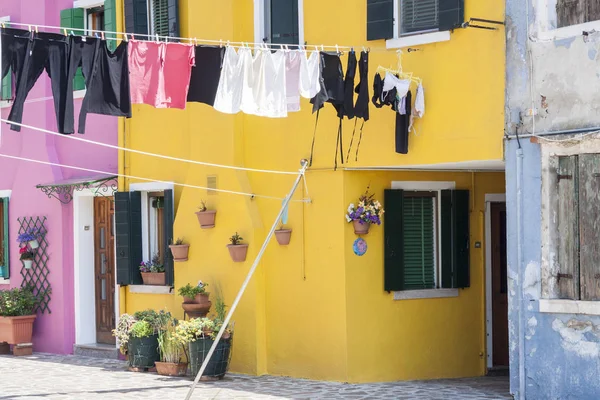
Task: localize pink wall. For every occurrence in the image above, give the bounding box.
[0,0,118,354]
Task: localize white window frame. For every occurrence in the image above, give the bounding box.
[147,194,161,259]
[0,190,11,285]
[390,181,459,300]
[254,0,304,46]
[387,0,450,49]
[73,0,106,34]
[536,0,600,40]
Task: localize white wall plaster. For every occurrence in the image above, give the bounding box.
[552,319,600,359]
[526,316,538,340]
[524,262,541,299]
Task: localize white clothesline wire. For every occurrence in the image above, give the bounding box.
[0,152,310,203]
[4,21,384,53]
[0,119,299,176]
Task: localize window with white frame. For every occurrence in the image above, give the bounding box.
[147,192,165,264]
[124,0,179,40]
[256,0,302,45]
[73,1,106,33]
[398,0,440,36]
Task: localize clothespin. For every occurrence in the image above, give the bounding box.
[194,37,198,46]
[285,44,289,52]
[63,28,68,36]
[155,33,159,42]
[2,22,6,29]
[28,25,31,32]
[335,44,339,54]
[35,26,38,33]
[101,31,105,40]
[226,40,230,47]
[123,32,128,42]
[321,44,324,51]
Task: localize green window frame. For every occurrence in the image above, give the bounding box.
[0,197,9,279]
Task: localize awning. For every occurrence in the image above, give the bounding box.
[36,175,118,204]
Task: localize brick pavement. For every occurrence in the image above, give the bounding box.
[0,353,512,399]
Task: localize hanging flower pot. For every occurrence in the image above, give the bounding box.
[274,229,292,245]
[28,240,39,250]
[352,220,370,235]
[169,239,189,262]
[227,232,248,262]
[346,187,384,235]
[22,259,33,270]
[196,201,216,229]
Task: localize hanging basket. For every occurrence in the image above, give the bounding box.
[274,229,292,245]
[28,240,39,249]
[352,220,370,235]
[227,244,248,262]
[22,259,33,270]
[196,210,217,229]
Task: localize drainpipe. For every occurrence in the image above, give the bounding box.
[516,146,525,399]
[505,125,600,140]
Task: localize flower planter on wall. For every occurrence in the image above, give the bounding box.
[0,315,36,344]
[141,272,166,286]
[196,210,217,229]
[227,244,248,262]
[353,220,370,235]
[169,244,190,262]
[274,229,292,245]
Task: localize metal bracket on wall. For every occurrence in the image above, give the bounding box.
[36,176,118,205]
[461,18,505,31]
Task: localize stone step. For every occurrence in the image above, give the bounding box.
[73,344,119,360]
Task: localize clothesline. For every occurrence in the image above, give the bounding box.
[0,152,310,202]
[4,21,390,53]
[0,119,300,176]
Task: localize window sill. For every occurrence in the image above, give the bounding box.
[73,0,105,8]
[386,31,451,50]
[0,278,9,285]
[393,288,459,300]
[539,299,600,316]
[537,20,600,41]
[128,285,173,295]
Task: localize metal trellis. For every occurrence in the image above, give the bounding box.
[18,216,51,314]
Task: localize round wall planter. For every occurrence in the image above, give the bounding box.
[169,244,190,262]
[141,272,166,286]
[188,337,232,379]
[28,240,39,249]
[196,210,217,229]
[155,361,188,376]
[127,334,160,369]
[227,244,248,262]
[352,220,370,235]
[274,229,292,245]
[22,259,33,270]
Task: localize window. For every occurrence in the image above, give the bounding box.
[0,197,9,279]
[255,0,303,46]
[555,0,600,28]
[384,186,470,292]
[552,154,600,301]
[148,193,165,264]
[86,6,105,32]
[366,0,464,41]
[124,0,179,40]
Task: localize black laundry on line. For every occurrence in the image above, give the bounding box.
[371,72,411,154]
[187,45,225,106]
[336,50,356,120]
[347,51,369,161]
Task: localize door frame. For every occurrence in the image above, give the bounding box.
[73,189,119,347]
[485,193,506,369]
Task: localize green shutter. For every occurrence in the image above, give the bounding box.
[152,0,169,37]
[441,190,453,288]
[104,0,118,51]
[384,189,404,291]
[162,189,174,286]
[1,70,11,101]
[270,0,299,45]
[1,197,8,279]
[367,0,394,40]
[115,191,143,285]
[441,189,470,289]
[61,8,86,91]
[401,0,439,34]
[167,0,180,41]
[402,196,436,290]
[438,0,465,32]
[125,0,149,39]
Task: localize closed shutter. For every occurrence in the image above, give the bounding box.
[104,0,118,51]
[401,0,439,34]
[61,8,86,91]
[441,189,470,289]
[115,191,143,285]
[367,0,394,41]
[152,0,169,37]
[270,0,299,45]
[403,195,436,289]
[384,189,404,291]
[167,0,180,41]
[125,0,149,39]
[557,0,585,28]
[555,156,580,299]
[1,71,11,101]
[0,197,8,279]
[588,0,600,23]
[162,189,174,286]
[438,0,464,31]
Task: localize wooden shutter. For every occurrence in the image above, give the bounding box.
[104,0,118,51]
[588,0,600,23]
[1,71,11,101]
[438,0,464,32]
[0,198,8,279]
[115,191,143,285]
[367,0,394,41]
[441,189,470,289]
[61,8,86,91]
[167,0,180,41]
[403,195,436,289]
[556,156,580,299]
[578,154,600,300]
[162,189,174,286]
[270,0,299,45]
[401,0,439,34]
[125,0,149,39]
[557,0,585,28]
[384,189,404,291]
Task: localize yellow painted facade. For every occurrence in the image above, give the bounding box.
[117,0,506,382]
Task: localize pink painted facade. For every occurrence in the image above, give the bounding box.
[0,0,118,354]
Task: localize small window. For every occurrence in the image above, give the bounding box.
[556,0,600,29]
[86,6,105,32]
[263,0,300,45]
[149,0,169,37]
[148,193,165,264]
[399,0,439,35]
[124,0,179,40]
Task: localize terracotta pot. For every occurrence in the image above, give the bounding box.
[183,293,210,305]
[141,272,166,286]
[155,361,188,376]
[227,244,248,262]
[274,229,292,245]
[353,220,370,235]
[169,244,190,262]
[22,259,33,269]
[0,315,36,345]
[182,301,212,319]
[196,210,217,229]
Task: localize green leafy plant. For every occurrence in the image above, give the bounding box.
[130,320,154,338]
[158,323,184,363]
[174,317,216,343]
[229,232,243,245]
[112,314,136,354]
[112,310,173,355]
[172,237,185,246]
[198,200,208,212]
[133,309,172,332]
[0,286,37,316]
[139,253,165,273]
[178,281,208,298]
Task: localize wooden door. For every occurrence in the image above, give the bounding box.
[491,202,508,366]
[94,197,116,345]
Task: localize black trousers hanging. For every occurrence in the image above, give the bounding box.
[395,90,412,154]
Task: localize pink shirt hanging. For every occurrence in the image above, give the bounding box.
[128,41,195,109]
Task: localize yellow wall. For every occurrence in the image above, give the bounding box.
[119,0,506,382]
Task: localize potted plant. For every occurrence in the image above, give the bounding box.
[169,238,190,262]
[17,229,39,250]
[274,225,292,246]
[178,281,211,319]
[156,321,187,376]
[19,247,34,269]
[195,200,217,229]
[345,187,385,235]
[227,232,248,262]
[139,254,165,285]
[0,286,37,348]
